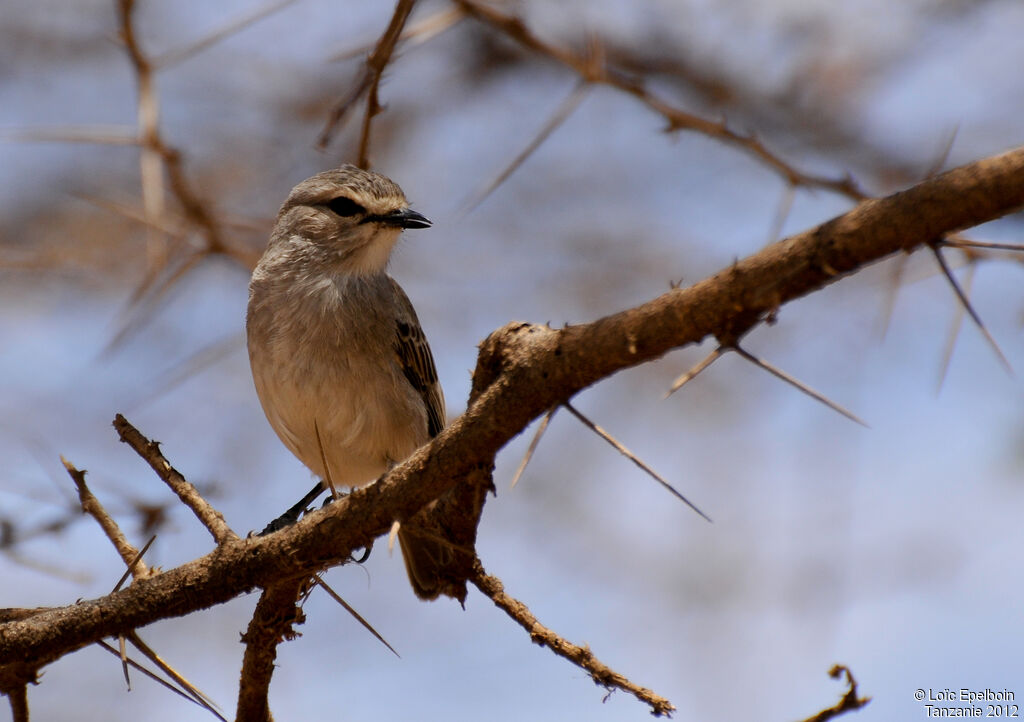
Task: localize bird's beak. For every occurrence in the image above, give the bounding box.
[380,208,432,229]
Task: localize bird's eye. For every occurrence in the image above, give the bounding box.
[326,196,365,217]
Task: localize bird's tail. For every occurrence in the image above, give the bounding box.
[398,527,463,602]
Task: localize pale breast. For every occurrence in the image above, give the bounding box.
[248,270,430,487]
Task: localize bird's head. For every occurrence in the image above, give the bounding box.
[274,165,431,275]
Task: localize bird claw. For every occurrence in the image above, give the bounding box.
[257,481,327,536]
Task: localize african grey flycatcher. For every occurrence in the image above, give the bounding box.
[246,165,449,600]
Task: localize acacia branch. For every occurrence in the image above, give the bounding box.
[113,414,237,545]
[454,0,865,199]
[1,145,1022,674]
[6,683,27,722]
[236,577,310,722]
[471,559,674,716]
[318,0,418,151]
[62,457,149,577]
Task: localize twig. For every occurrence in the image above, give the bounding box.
[110,0,240,353]
[236,577,310,722]
[5,145,1024,681]
[112,414,238,544]
[470,559,675,717]
[563,401,710,522]
[118,0,228,254]
[3,126,140,145]
[317,0,418,152]
[798,664,871,722]
[61,456,149,576]
[116,0,169,269]
[929,243,1013,373]
[464,80,590,212]
[509,405,558,489]
[731,346,869,427]
[454,0,865,200]
[65,464,159,696]
[75,192,184,237]
[329,5,465,62]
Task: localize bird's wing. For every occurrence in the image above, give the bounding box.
[389,278,446,439]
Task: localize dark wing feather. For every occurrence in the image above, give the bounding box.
[390,279,445,439]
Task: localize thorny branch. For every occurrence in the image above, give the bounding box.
[61,457,150,578]
[104,0,259,351]
[113,414,237,545]
[236,577,310,722]
[95,638,227,721]
[116,0,224,250]
[317,0,419,155]
[470,559,675,716]
[5,3,1023,719]
[453,0,866,200]
[1,145,1022,703]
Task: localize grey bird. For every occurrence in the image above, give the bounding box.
[246,164,449,600]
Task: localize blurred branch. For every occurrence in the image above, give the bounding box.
[153,0,300,69]
[1,145,1023,705]
[317,0,419,156]
[463,79,590,212]
[109,0,253,350]
[799,665,871,722]
[3,126,139,145]
[116,0,170,262]
[329,5,465,62]
[470,558,676,716]
[454,0,866,200]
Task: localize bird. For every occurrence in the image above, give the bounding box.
[246,164,450,600]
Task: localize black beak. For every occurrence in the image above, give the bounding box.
[377,208,432,229]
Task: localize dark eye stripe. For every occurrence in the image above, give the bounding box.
[326,196,365,217]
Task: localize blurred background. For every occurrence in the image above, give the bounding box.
[2,0,1024,720]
